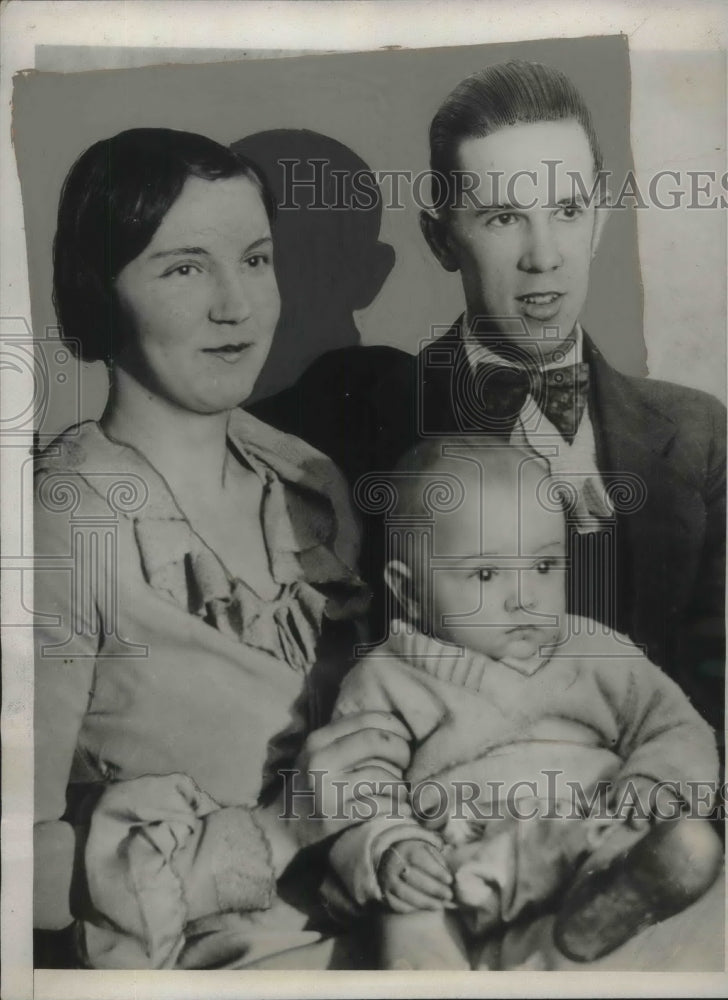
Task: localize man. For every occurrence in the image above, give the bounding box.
[252,60,725,737]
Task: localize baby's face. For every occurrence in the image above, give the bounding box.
[424,462,566,663]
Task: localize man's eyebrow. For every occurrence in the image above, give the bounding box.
[474,202,518,215]
[148,246,209,260]
[554,194,586,206]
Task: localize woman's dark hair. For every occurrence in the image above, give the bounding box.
[430,60,603,210]
[53,128,276,364]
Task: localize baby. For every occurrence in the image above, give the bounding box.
[327,439,721,969]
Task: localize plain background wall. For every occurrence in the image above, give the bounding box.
[11,36,726,438]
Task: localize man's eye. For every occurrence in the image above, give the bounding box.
[488,212,518,228]
[557,204,583,220]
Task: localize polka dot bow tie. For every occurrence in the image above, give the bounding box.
[473,361,590,443]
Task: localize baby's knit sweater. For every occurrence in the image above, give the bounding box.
[328,616,718,906]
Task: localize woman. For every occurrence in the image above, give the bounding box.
[33,128,410,970]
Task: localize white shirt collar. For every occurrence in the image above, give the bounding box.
[460,318,613,523]
[463,316,584,372]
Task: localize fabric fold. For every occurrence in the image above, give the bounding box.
[40,415,369,673]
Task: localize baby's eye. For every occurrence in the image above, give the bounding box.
[535,559,555,574]
[478,568,495,582]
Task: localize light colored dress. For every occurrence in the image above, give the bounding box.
[33,410,367,969]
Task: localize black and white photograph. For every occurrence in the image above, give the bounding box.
[1,2,726,996]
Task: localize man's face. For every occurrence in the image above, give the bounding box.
[433,120,606,359]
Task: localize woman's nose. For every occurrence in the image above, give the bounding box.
[208,271,252,324]
[518,219,563,273]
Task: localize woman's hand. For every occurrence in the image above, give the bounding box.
[283,711,413,849]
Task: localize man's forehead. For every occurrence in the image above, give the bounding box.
[453,119,595,199]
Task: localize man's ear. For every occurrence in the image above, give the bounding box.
[591,198,611,258]
[384,559,421,622]
[420,209,460,273]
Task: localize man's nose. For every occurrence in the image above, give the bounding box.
[518,219,563,273]
[208,269,252,324]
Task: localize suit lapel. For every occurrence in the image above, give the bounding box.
[419,316,480,435]
[583,335,704,653]
[414,326,705,659]
[583,335,676,468]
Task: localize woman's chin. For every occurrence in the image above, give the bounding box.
[167,382,259,415]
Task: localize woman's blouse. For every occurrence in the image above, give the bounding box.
[33,410,367,968]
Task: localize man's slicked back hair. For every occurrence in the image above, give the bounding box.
[429,60,603,210]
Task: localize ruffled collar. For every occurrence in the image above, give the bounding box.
[37,412,369,670]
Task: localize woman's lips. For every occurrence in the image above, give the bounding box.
[202,343,253,364]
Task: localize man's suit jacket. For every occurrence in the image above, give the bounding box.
[251,322,725,734]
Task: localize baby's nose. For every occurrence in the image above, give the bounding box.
[505,572,538,613]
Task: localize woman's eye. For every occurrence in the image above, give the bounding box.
[165,263,200,278]
[245,253,270,269]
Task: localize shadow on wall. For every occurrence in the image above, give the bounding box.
[231,130,395,403]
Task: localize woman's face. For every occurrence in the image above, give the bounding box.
[114,174,280,414]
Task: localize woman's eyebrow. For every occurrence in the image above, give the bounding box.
[148,245,208,260]
[148,235,272,261]
[245,235,273,252]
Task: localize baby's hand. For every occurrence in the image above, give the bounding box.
[617,778,684,832]
[378,839,454,913]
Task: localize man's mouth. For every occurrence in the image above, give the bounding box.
[516,292,562,305]
[202,343,253,364]
[515,291,564,322]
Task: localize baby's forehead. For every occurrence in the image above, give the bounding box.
[424,450,547,503]
[412,453,560,551]
[391,442,555,529]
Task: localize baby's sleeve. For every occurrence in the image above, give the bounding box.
[610,651,719,805]
[324,655,444,910]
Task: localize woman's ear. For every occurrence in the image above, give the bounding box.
[384,559,421,623]
[420,209,460,273]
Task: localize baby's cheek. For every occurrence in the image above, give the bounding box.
[443,836,490,873]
